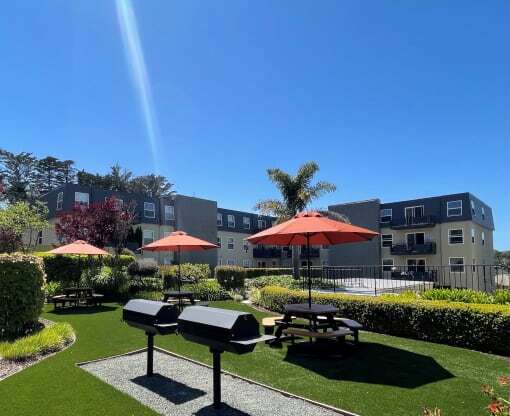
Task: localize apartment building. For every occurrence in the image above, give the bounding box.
[39,184,272,269]
[328,192,495,274]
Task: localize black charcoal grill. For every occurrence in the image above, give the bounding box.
[123,299,180,376]
[178,306,274,408]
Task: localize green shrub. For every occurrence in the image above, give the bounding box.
[128,276,163,293]
[215,266,246,290]
[80,266,129,298]
[0,322,74,361]
[245,268,293,279]
[421,288,494,304]
[34,252,134,286]
[135,290,162,301]
[494,289,510,305]
[43,281,62,300]
[183,279,231,301]
[0,253,45,339]
[245,274,298,290]
[127,258,158,277]
[159,263,211,288]
[258,286,510,355]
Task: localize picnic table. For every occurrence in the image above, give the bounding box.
[162,290,195,309]
[274,303,353,344]
[52,287,104,309]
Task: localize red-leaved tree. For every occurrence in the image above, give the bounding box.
[55,198,136,253]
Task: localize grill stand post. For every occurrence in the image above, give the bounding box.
[146,332,154,377]
[211,348,223,409]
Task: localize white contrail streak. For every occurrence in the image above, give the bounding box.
[115,0,160,173]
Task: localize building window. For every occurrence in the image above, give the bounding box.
[382,258,394,272]
[243,259,251,268]
[144,202,155,218]
[404,205,424,220]
[163,231,171,237]
[258,219,266,229]
[471,228,475,244]
[381,234,393,248]
[380,208,392,223]
[217,213,223,226]
[472,258,476,272]
[227,259,235,266]
[217,237,221,248]
[56,191,63,210]
[482,231,485,246]
[448,229,464,244]
[227,237,234,250]
[481,206,485,220]
[37,231,43,245]
[471,200,475,215]
[164,205,175,221]
[449,257,465,273]
[243,240,249,252]
[227,214,235,228]
[447,200,462,217]
[243,216,250,230]
[142,229,154,246]
[163,257,172,265]
[75,192,89,207]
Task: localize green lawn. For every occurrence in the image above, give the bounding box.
[0,301,508,416]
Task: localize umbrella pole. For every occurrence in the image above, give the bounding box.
[178,246,181,293]
[307,234,311,308]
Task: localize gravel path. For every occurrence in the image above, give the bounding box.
[80,350,351,416]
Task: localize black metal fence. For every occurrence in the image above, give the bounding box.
[297,265,510,295]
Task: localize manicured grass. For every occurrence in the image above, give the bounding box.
[0,302,507,416]
[0,322,74,361]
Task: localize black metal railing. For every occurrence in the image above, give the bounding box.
[390,242,436,255]
[386,215,437,229]
[252,247,282,258]
[300,247,321,258]
[296,264,509,295]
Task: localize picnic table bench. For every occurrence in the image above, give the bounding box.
[52,287,104,309]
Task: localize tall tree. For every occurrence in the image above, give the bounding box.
[105,164,132,192]
[56,159,77,185]
[255,161,336,277]
[129,174,175,198]
[55,197,136,252]
[0,149,38,203]
[0,201,50,252]
[35,156,61,194]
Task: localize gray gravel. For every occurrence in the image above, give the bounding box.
[80,350,350,416]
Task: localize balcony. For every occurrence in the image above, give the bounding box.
[390,242,437,255]
[253,247,282,258]
[300,247,321,258]
[385,215,437,230]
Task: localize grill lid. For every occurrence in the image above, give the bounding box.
[124,299,168,316]
[178,306,253,330]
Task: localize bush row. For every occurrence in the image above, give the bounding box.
[159,263,211,288]
[215,266,246,290]
[34,252,135,286]
[258,286,510,355]
[244,268,293,279]
[0,253,45,338]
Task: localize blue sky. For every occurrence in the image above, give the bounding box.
[0,1,508,249]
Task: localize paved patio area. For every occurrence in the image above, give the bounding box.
[79,349,353,416]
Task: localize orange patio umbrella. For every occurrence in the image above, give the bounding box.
[140,231,218,291]
[48,240,110,256]
[246,212,378,307]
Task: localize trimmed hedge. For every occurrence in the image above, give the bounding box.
[0,254,45,338]
[245,268,293,279]
[34,253,134,286]
[215,265,245,290]
[245,275,297,290]
[259,286,510,355]
[183,279,231,301]
[159,263,211,288]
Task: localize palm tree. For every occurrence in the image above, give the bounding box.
[255,161,337,277]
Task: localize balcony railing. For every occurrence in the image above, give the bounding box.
[390,242,437,255]
[300,247,321,258]
[253,247,282,258]
[384,215,437,229]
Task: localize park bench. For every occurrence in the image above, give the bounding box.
[52,288,104,309]
[282,327,353,343]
